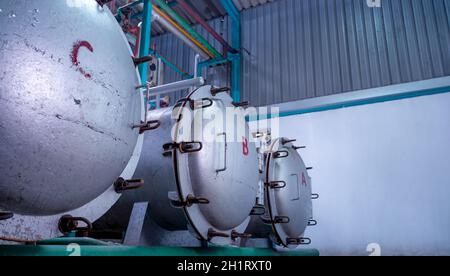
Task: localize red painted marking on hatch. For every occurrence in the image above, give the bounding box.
[70,40,94,79]
[242,137,249,156]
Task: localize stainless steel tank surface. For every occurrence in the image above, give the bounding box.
[247,138,313,248]
[0,0,144,216]
[101,85,260,244]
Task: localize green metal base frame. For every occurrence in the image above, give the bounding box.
[0,238,319,256]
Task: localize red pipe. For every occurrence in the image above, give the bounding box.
[132,26,141,57]
[109,0,115,13]
[176,0,237,55]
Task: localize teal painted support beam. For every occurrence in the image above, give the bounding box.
[220,0,241,102]
[150,50,193,79]
[0,245,319,257]
[0,237,320,256]
[138,0,153,84]
[197,57,230,77]
[220,0,239,21]
[247,85,450,121]
[229,52,241,102]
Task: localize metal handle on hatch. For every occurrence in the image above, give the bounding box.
[215,132,227,172]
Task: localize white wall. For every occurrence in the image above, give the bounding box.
[253,92,450,256]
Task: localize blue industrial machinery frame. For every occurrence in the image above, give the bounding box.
[121,0,242,102]
[196,57,230,77]
[150,49,193,79]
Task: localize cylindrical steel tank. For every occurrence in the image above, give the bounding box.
[96,85,260,244]
[246,137,314,248]
[0,0,144,216]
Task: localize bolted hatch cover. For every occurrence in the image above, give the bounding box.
[264,138,313,248]
[172,85,259,242]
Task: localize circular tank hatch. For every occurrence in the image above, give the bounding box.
[173,85,259,242]
[264,138,313,248]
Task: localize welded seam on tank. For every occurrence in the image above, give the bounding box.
[0,95,128,145]
[54,114,129,145]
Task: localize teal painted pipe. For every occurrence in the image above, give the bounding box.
[150,50,193,79]
[138,0,153,84]
[247,85,450,121]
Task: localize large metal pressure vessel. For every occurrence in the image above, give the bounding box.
[0,0,144,216]
[96,85,260,245]
[246,137,314,248]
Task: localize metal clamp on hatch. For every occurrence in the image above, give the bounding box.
[215,132,227,172]
[274,216,291,224]
[132,55,153,67]
[168,192,210,208]
[176,98,213,110]
[286,237,311,246]
[132,120,161,134]
[95,0,113,7]
[58,215,92,235]
[308,219,318,226]
[208,228,230,240]
[250,204,266,216]
[273,150,289,159]
[163,142,203,154]
[311,193,320,200]
[185,194,210,207]
[114,178,144,193]
[281,139,297,145]
[262,216,291,225]
[252,132,264,139]
[0,211,13,221]
[265,180,287,189]
[231,230,252,241]
[232,101,250,108]
[210,87,230,96]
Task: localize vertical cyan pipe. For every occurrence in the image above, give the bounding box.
[138,0,153,84]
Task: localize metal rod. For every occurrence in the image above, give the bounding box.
[156,57,163,108]
[191,54,201,93]
[194,54,200,79]
[137,77,205,95]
